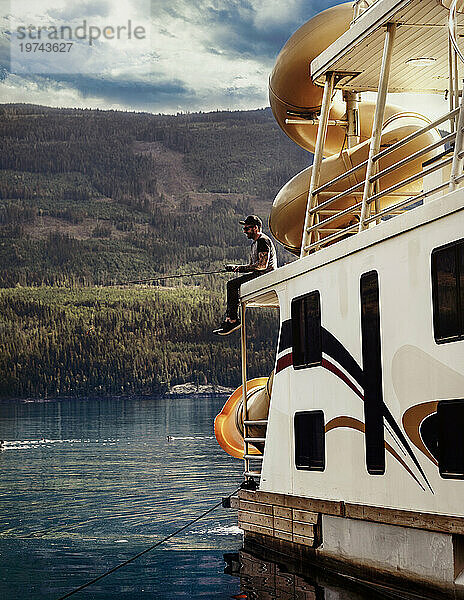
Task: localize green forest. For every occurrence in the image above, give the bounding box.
[0,286,279,398]
[0,104,310,399]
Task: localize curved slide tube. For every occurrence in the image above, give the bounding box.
[214,373,274,459]
[270,112,441,254]
[269,2,441,254]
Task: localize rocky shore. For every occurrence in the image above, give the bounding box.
[167,382,234,398]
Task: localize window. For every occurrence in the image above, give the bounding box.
[432,239,464,343]
[437,399,464,480]
[294,411,325,471]
[291,291,322,369]
[360,271,385,475]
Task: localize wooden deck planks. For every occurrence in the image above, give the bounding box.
[235,490,321,547]
[235,489,464,535]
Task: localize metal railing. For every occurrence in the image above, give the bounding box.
[303,110,461,253]
[352,0,375,23]
[240,303,268,480]
[299,10,464,256]
[449,0,464,64]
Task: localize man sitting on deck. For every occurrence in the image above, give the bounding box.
[214,215,277,335]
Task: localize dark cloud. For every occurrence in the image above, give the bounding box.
[152,0,340,63]
[0,0,340,111]
[207,0,342,60]
[52,73,267,111]
[161,5,191,22]
[224,83,265,100]
[158,27,177,39]
[203,1,289,60]
[205,46,224,56]
[0,37,10,70]
[0,68,267,112]
[47,72,196,108]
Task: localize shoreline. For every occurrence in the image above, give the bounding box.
[0,391,233,403]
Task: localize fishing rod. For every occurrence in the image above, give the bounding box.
[108,268,230,287]
[88,268,234,331]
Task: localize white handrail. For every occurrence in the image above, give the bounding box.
[302,105,458,253]
[298,3,464,255]
[449,0,464,64]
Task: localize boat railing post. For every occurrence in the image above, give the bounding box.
[454,49,460,128]
[343,90,360,149]
[352,0,371,22]
[300,71,335,257]
[449,78,464,191]
[359,22,396,232]
[240,301,249,479]
[448,36,456,132]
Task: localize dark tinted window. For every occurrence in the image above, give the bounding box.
[291,291,322,369]
[432,239,464,343]
[438,399,464,479]
[360,271,385,475]
[294,411,325,471]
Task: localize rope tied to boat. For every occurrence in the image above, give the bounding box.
[55,486,241,600]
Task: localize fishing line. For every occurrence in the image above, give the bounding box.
[26,515,103,539]
[86,269,228,333]
[110,269,227,286]
[55,486,241,600]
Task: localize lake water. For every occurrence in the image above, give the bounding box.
[0,396,431,600]
[0,396,243,600]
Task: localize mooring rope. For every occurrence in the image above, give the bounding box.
[55,486,241,600]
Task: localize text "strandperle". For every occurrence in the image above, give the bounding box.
[16,20,146,46]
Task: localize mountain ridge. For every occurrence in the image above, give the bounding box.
[0,104,310,398]
[0,103,310,286]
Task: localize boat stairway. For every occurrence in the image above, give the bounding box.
[214,373,274,478]
[243,418,268,477]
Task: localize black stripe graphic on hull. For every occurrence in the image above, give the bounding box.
[321,328,364,390]
[276,319,433,492]
[278,319,292,354]
[360,271,385,475]
[420,412,439,462]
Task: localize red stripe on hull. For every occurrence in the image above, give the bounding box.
[322,358,364,400]
[276,352,293,373]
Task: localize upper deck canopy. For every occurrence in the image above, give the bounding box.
[311,0,464,93]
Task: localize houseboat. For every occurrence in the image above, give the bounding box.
[215,0,464,596]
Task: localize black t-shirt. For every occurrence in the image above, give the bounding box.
[250,233,277,272]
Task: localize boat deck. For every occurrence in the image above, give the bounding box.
[312,0,464,93]
[241,189,464,306]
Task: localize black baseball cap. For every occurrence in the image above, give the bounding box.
[239,215,262,228]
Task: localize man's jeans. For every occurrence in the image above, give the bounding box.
[226,272,262,321]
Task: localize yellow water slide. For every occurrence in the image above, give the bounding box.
[269,2,442,254]
[214,1,443,457]
[214,373,273,459]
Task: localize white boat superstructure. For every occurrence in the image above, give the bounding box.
[214,0,464,596]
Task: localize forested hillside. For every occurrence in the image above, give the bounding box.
[0,104,310,287]
[0,286,279,398]
[0,104,310,399]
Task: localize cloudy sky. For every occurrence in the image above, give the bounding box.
[0,0,339,113]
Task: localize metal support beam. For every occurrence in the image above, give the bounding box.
[359,23,396,232]
[449,80,464,191]
[240,302,249,479]
[300,71,335,257]
[343,90,360,149]
[285,119,348,126]
[449,36,456,131]
[454,51,460,121]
